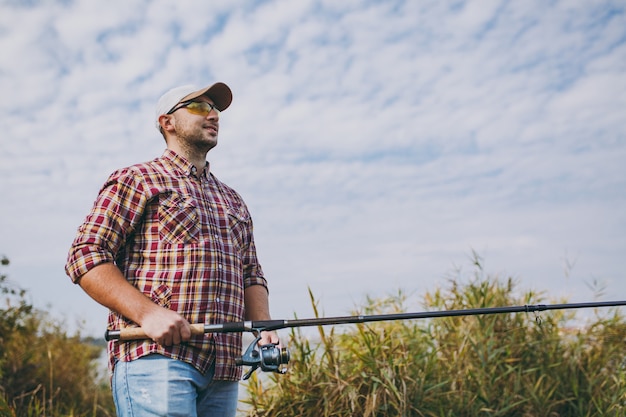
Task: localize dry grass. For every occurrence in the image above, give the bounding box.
[242,273,626,416]
[0,259,114,417]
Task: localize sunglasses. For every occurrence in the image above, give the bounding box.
[167,100,220,117]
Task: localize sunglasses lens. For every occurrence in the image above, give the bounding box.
[186,102,218,116]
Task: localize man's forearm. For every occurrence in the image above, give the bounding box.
[77,262,191,345]
[77,262,157,325]
[244,284,279,345]
[244,284,271,320]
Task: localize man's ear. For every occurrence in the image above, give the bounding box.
[158,114,175,133]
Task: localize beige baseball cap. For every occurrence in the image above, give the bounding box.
[155,82,233,130]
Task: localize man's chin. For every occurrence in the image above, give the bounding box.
[193,135,218,150]
[203,138,218,152]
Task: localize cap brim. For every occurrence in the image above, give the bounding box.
[180,82,233,111]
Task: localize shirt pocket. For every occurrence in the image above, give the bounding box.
[226,205,250,249]
[158,192,200,244]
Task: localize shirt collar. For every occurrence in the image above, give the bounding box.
[162,149,210,179]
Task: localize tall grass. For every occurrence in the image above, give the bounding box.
[243,273,626,416]
[0,256,115,417]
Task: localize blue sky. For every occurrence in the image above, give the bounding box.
[1,0,625,337]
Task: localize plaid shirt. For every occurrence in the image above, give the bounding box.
[65,150,267,380]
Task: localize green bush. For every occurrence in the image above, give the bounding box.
[243,263,626,416]
[0,255,115,417]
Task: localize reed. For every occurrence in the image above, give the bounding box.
[242,275,626,416]
[0,259,115,417]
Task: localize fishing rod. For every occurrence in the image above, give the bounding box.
[105,300,626,379]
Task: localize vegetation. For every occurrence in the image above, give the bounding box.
[243,260,626,416]
[1,252,624,416]
[0,255,115,417]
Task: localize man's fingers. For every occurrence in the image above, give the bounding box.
[144,311,192,346]
[171,332,181,346]
[259,330,280,346]
[180,322,192,341]
[172,322,192,345]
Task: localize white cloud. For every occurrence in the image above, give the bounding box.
[0,0,624,337]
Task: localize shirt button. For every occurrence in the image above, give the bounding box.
[217,264,223,269]
[216,297,221,303]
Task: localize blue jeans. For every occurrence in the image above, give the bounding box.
[112,355,239,417]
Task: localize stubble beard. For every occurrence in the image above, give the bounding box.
[178,123,218,154]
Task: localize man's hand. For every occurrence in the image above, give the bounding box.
[258,330,281,347]
[140,307,192,346]
[78,263,192,346]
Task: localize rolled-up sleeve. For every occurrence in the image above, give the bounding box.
[65,169,147,283]
[241,233,268,291]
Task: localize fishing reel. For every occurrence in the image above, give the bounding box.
[235,334,290,380]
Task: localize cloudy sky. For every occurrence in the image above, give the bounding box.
[1,0,625,338]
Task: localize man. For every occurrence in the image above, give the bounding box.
[65,82,278,417]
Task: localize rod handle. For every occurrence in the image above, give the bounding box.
[105,323,206,341]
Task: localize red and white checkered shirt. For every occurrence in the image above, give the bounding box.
[65,150,267,380]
